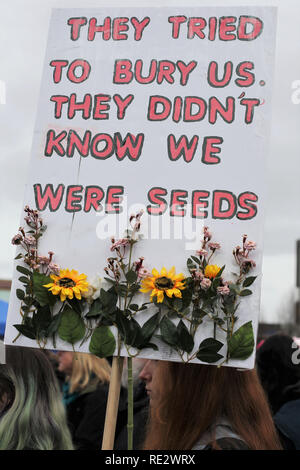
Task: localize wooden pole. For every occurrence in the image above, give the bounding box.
[101,356,124,450]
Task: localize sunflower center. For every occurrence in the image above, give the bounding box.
[155,276,174,290]
[58,277,76,288]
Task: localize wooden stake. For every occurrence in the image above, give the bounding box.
[101,356,124,450]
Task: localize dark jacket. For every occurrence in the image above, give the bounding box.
[64,380,110,450]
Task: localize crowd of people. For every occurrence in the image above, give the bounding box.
[0,332,299,450]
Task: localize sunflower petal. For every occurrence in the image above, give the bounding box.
[161,267,167,276]
[51,286,62,295]
[66,288,74,299]
[173,288,182,298]
[174,273,185,281]
[152,268,159,277]
[165,288,176,298]
[168,266,176,277]
[140,287,152,293]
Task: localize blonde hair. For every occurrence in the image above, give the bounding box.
[68,353,111,394]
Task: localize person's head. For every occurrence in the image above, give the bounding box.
[0,375,14,415]
[0,346,74,450]
[139,359,282,450]
[256,333,300,413]
[57,350,111,393]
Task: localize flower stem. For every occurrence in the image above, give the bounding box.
[127,356,134,450]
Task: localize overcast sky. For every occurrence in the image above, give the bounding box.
[0,0,300,323]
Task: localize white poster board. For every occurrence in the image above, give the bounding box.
[5,7,277,369]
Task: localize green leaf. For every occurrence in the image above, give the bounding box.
[138,305,148,311]
[192,308,208,320]
[215,265,225,278]
[180,287,193,310]
[144,342,159,351]
[58,309,86,345]
[115,284,128,297]
[13,323,36,340]
[46,312,63,337]
[137,313,160,347]
[67,297,83,315]
[191,256,201,265]
[126,270,138,284]
[32,306,55,342]
[212,277,222,291]
[89,326,116,358]
[239,289,252,297]
[18,276,30,284]
[32,305,52,336]
[177,320,194,353]
[229,284,239,294]
[172,298,183,311]
[187,258,196,272]
[32,272,56,307]
[243,276,257,288]
[16,289,25,300]
[228,321,255,360]
[196,338,224,363]
[115,311,141,346]
[160,316,178,347]
[100,287,118,310]
[129,304,139,311]
[14,253,23,260]
[16,265,31,276]
[85,298,102,318]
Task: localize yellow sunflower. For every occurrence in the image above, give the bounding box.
[43,269,89,302]
[140,266,186,303]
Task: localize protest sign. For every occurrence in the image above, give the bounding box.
[5,7,277,370]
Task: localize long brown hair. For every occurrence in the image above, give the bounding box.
[142,361,282,450]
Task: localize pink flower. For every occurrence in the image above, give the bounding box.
[203,226,212,240]
[208,242,221,250]
[193,270,204,280]
[217,286,230,295]
[200,278,211,290]
[49,263,60,275]
[24,236,36,246]
[137,267,151,279]
[240,259,256,274]
[110,238,130,251]
[244,240,256,251]
[12,234,23,245]
[133,257,144,271]
[196,249,208,257]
